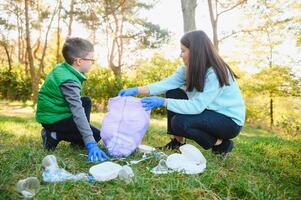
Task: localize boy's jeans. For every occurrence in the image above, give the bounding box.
[42,96,100,146]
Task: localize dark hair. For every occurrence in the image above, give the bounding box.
[180,30,237,92]
[62,37,94,65]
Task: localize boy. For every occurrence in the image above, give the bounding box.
[35,37,109,162]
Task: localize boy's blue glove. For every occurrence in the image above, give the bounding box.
[141,96,165,111]
[118,87,138,97]
[85,141,110,162]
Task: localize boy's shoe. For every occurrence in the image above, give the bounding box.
[158,138,186,150]
[212,139,234,155]
[41,128,59,151]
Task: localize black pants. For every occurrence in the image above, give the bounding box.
[42,96,101,146]
[166,89,242,150]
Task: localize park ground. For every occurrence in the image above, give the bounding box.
[0,100,300,200]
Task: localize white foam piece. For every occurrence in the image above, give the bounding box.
[89,162,123,181]
[175,163,206,174]
[179,144,207,165]
[165,144,207,175]
[166,153,190,170]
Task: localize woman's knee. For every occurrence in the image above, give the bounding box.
[223,125,242,139]
[165,88,188,99]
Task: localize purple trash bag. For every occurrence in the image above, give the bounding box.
[101,96,151,157]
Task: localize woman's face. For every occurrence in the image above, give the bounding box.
[180,44,189,67]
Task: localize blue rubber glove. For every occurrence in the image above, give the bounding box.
[141,96,165,111]
[85,141,110,162]
[118,87,138,97]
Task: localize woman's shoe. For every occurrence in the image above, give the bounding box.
[212,139,233,155]
[158,138,186,150]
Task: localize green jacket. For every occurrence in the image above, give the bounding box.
[35,62,87,124]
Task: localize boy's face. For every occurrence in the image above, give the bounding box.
[74,51,95,73]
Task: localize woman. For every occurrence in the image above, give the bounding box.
[118,30,245,155]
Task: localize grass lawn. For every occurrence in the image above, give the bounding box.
[0,101,300,199]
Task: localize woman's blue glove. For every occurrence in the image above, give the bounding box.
[118,87,138,97]
[141,96,165,111]
[85,141,110,162]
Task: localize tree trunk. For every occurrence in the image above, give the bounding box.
[67,0,75,36]
[207,0,219,51]
[16,10,22,63]
[56,0,62,63]
[180,0,197,33]
[1,42,12,71]
[268,38,273,127]
[207,0,246,51]
[39,0,59,75]
[212,21,219,51]
[106,1,123,77]
[270,94,274,127]
[25,0,38,105]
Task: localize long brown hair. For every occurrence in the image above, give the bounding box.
[180,30,237,92]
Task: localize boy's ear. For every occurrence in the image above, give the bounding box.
[74,58,81,66]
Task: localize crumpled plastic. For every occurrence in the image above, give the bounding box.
[16,177,40,198]
[42,155,88,183]
[118,165,135,184]
[138,144,156,154]
[150,159,173,174]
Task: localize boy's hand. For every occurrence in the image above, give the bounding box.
[118,87,138,97]
[141,96,165,111]
[85,141,110,162]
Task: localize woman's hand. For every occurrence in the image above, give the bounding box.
[141,96,166,111]
[118,87,138,97]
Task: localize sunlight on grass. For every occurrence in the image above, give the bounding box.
[0,102,300,199]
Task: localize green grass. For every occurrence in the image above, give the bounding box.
[0,101,300,200]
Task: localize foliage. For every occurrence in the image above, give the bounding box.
[82,67,127,110]
[132,53,182,114]
[0,65,32,102]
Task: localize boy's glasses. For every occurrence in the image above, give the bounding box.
[74,57,96,64]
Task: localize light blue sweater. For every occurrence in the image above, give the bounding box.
[147,65,245,126]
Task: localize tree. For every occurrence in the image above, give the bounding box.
[67,0,76,36]
[74,0,169,77]
[56,0,62,63]
[24,0,59,105]
[24,0,37,103]
[237,0,299,126]
[248,66,301,127]
[180,0,197,32]
[0,18,14,71]
[207,0,246,51]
